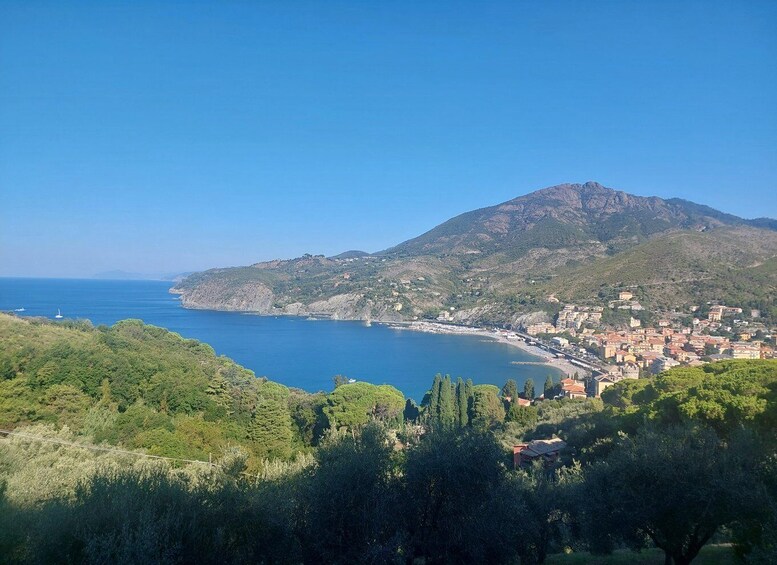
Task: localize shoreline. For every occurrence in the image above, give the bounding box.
[384,321,583,378]
[171,294,587,379]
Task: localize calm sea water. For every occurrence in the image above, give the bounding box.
[0,278,560,401]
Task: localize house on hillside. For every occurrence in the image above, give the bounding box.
[560,377,587,399]
[651,357,680,373]
[513,438,567,468]
[615,350,637,364]
[708,306,724,322]
[593,375,618,397]
[621,363,640,379]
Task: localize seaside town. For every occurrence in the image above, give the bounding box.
[421,288,776,401]
[523,290,775,397]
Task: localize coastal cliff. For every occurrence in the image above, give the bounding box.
[171,270,408,321]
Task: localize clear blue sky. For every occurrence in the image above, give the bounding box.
[2,1,776,278]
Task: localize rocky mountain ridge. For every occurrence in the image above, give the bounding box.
[385,182,768,257]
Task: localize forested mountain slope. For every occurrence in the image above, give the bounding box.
[173,182,777,324]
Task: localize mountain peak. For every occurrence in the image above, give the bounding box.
[545,180,608,192]
[532,181,632,200]
[514,181,616,204]
[503,181,650,216]
[385,181,773,258]
[536,180,608,192]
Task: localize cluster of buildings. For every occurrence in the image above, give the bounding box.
[555,304,603,331]
[520,295,775,399]
[525,304,608,336]
[511,297,774,468]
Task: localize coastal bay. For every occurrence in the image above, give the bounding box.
[0,278,563,401]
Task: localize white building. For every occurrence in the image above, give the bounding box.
[552,336,570,348]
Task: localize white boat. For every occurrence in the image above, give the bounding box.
[14,307,25,312]
[55,309,63,319]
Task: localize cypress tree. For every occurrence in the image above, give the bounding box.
[428,374,442,422]
[465,378,474,422]
[455,377,468,427]
[544,375,555,400]
[524,378,535,400]
[439,375,455,426]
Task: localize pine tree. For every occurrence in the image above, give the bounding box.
[455,377,468,427]
[471,386,506,429]
[404,398,420,422]
[206,373,233,415]
[333,374,349,388]
[502,379,518,401]
[248,396,294,459]
[438,375,455,426]
[524,378,535,400]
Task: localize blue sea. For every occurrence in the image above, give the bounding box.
[0,278,560,401]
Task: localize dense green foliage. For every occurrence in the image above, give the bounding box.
[0,425,573,565]
[579,425,762,565]
[0,315,405,471]
[322,381,405,429]
[1,313,776,564]
[601,360,777,442]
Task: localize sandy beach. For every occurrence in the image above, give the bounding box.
[387,321,585,377]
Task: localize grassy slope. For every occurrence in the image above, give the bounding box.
[538,227,777,311]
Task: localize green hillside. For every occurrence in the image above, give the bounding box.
[0,314,404,470]
[539,227,777,315]
[2,354,775,564]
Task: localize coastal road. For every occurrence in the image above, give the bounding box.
[515,331,607,376]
